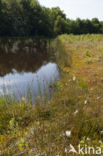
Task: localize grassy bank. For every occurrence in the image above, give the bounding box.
[1,34,103,155]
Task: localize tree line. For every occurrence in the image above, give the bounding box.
[0,0,103,37]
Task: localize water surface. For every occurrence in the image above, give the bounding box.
[0,39,60,100]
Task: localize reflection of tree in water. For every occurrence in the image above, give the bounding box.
[0,39,51,76]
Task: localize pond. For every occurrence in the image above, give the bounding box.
[0,39,60,100]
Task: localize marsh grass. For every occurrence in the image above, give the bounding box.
[1,34,103,155]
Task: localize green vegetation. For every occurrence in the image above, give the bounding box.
[0,0,103,37]
[1,34,103,155]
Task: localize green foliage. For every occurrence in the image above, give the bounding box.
[9,117,19,136]
[79,81,88,89]
[0,0,103,37]
[17,137,28,152]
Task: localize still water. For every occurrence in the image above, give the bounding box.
[0,39,60,100]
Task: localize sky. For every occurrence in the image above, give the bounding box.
[39,0,103,21]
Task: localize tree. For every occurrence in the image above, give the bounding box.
[91,18,101,33]
[49,7,66,36]
[0,0,103,37]
[54,16,68,35]
[0,0,12,36]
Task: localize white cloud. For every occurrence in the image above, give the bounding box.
[39,0,103,20]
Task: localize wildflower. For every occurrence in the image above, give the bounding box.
[87,137,91,141]
[65,130,71,137]
[74,110,78,116]
[65,83,68,86]
[60,133,65,137]
[100,131,103,135]
[64,148,68,153]
[97,96,100,100]
[73,76,76,81]
[99,140,102,144]
[84,100,88,105]
[21,96,25,101]
[21,96,26,102]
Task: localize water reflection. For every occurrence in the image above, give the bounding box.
[0,39,60,99]
[0,38,54,76]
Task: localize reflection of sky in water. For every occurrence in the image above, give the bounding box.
[0,62,60,99]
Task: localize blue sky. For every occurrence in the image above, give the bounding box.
[39,0,103,20]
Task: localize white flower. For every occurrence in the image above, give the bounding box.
[74,110,78,116]
[65,130,71,137]
[73,76,76,81]
[21,96,26,102]
[99,140,102,144]
[60,133,65,137]
[64,148,68,153]
[87,137,91,141]
[100,131,103,135]
[84,100,88,105]
[65,83,68,86]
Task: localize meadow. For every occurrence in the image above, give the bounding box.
[0,34,103,155]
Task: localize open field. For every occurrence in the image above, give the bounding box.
[1,34,103,155]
